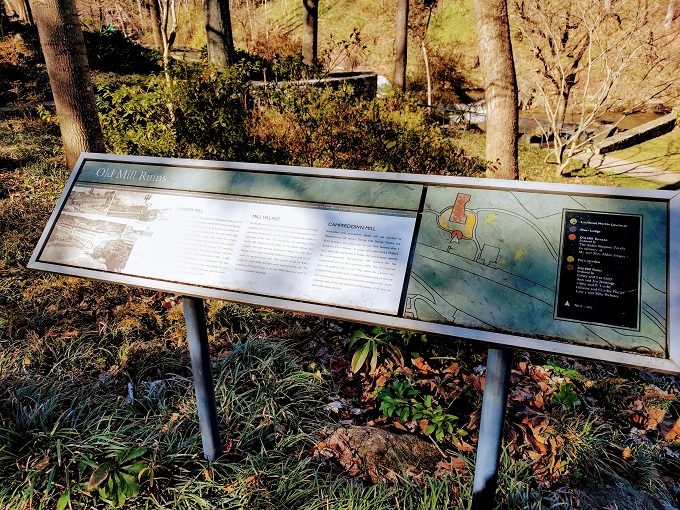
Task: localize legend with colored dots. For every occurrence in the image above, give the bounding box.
[554,210,642,329]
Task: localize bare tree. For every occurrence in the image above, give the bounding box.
[302,0,318,65]
[512,0,680,173]
[4,0,33,24]
[474,0,519,179]
[393,0,409,92]
[666,0,677,30]
[205,0,235,66]
[30,0,105,169]
[410,1,437,107]
[153,0,177,71]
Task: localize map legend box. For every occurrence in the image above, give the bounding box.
[554,210,642,329]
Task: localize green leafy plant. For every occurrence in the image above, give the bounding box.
[551,382,581,411]
[377,378,420,422]
[544,362,582,380]
[377,378,460,442]
[347,327,428,374]
[80,447,152,508]
[412,395,459,442]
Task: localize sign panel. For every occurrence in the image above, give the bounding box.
[29,154,680,373]
[39,185,416,314]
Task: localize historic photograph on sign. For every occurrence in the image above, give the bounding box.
[40,187,162,272]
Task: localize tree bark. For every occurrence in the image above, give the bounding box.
[302,0,318,65]
[421,39,431,107]
[205,0,235,67]
[30,0,105,170]
[474,0,519,180]
[147,0,163,51]
[393,0,408,92]
[0,3,6,34]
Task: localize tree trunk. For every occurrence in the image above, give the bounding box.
[393,0,408,92]
[137,0,145,31]
[665,0,676,31]
[30,0,105,170]
[205,0,235,67]
[147,0,163,51]
[421,39,431,107]
[0,3,6,34]
[302,0,318,66]
[474,0,518,180]
[21,0,33,24]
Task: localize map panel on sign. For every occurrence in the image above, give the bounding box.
[404,186,667,356]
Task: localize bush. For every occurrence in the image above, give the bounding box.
[253,85,484,175]
[84,28,160,75]
[96,63,285,163]
[0,23,50,107]
[97,64,484,176]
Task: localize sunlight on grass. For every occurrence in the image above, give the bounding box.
[452,131,661,189]
[610,127,680,173]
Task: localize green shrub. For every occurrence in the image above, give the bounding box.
[96,63,284,163]
[255,85,483,175]
[376,376,460,443]
[96,62,484,176]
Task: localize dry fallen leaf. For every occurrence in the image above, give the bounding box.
[225,475,257,493]
[646,407,666,431]
[664,418,680,442]
[452,437,475,453]
[533,392,545,409]
[412,357,435,374]
[443,362,459,374]
[622,447,632,460]
[435,456,467,475]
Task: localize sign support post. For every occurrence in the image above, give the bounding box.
[183,296,221,461]
[471,348,513,510]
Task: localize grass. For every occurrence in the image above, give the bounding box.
[453,130,663,189]
[609,126,680,173]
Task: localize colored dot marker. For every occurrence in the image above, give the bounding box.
[566,256,575,263]
[566,264,574,271]
[570,218,578,225]
[568,233,576,241]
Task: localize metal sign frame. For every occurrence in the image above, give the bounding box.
[29,153,680,374]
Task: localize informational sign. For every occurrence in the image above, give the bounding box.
[404,187,667,358]
[29,154,680,373]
